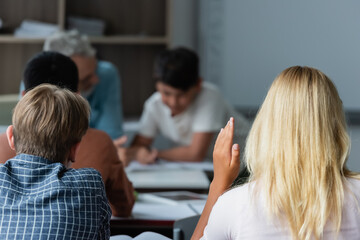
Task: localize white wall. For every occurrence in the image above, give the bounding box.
[221,0,360,111]
[170,0,198,50]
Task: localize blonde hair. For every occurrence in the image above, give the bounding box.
[245,66,358,239]
[12,84,90,163]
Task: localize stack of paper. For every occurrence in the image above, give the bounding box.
[126,159,214,172]
[126,169,210,189]
[14,19,59,38]
[138,191,207,206]
[131,203,198,220]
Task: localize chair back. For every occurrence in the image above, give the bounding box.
[173,215,200,240]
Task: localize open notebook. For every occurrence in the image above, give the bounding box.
[110,231,171,240]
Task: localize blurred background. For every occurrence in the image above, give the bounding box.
[1,0,360,171]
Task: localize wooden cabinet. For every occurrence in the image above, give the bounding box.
[0,0,172,117]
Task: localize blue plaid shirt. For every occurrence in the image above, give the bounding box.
[0,154,111,239]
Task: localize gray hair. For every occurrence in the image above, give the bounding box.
[43,30,96,57]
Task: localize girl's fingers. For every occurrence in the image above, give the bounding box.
[214,128,224,149]
[228,117,234,141]
[231,144,240,167]
[217,121,229,145]
[214,118,235,155]
[221,120,230,140]
[223,118,234,149]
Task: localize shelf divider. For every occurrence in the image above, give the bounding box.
[0,35,168,45]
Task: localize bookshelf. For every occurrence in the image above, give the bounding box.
[0,0,172,117]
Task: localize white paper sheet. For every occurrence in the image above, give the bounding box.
[126,169,210,189]
[131,203,198,220]
[126,159,214,172]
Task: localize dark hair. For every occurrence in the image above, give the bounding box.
[24,51,79,92]
[154,47,199,91]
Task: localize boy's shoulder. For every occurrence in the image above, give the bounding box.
[62,168,105,191]
[192,82,224,108]
[200,82,222,97]
[144,91,163,107]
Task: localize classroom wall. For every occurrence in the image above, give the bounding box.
[198,0,360,171]
[170,0,198,50]
[220,0,360,111]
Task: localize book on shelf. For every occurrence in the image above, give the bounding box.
[67,16,105,36]
[14,19,59,38]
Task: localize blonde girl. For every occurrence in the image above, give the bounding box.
[192,66,360,240]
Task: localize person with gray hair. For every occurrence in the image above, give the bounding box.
[43,30,124,139]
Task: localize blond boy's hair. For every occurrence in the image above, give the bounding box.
[245,66,358,239]
[12,84,90,163]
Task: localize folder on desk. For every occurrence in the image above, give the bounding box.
[131,203,198,220]
[126,169,210,189]
[138,191,207,205]
[125,159,214,172]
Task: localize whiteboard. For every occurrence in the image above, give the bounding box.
[220,0,360,111]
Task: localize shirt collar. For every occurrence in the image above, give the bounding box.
[11,154,57,167]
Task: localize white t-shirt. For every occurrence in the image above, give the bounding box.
[201,178,360,240]
[138,82,250,157]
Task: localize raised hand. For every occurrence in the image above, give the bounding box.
[212,117,241,190]
[191,117,241,240]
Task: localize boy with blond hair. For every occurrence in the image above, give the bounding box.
[0,84,111,239]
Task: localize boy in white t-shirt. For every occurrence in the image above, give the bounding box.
[116,48,250,165]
